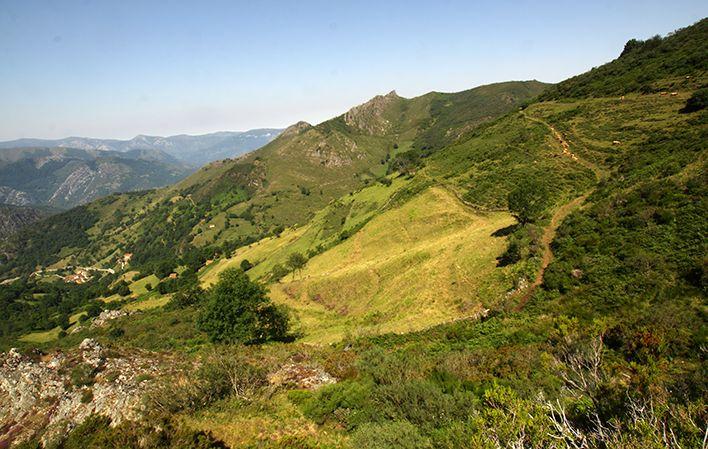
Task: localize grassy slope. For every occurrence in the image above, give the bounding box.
[0,81,547,278]
[12,20,707,449]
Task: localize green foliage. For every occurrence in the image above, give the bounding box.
[55,414,226,449]
[70,364,96,387]
[270,263,290,282]
[240,258,253,271]
[540,19,708,99]
[286,252,308,277]
[507,178,551,224]
[198,268,289,344]
[681,87,708,112]
[147,351,267,416]
[351,421,432,449]
[168,284,205,309]
[0,205,98,276]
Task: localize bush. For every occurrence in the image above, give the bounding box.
[351,421,432,449]
[147,352,266,415]
[270,263,290,282]
[681,87,708,112]
[197,268,289,344]
[70,364,96,387]
[169,285,205,309]
[240,259,253,271]
[507,178,550,224]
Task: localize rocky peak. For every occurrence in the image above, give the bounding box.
[280,121,313,138]
[344,90,401,134]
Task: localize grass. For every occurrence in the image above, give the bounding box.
[19,326,63,343]
[182,393,348,448]
[123,292,170,312]
[201,176,412,286]
[266,187,515,343]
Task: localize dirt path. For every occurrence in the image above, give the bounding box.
[510,112,607,310]
[522,112,607,182]
[514,193,588,310]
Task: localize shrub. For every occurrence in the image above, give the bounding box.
[681,87,708,112]
[507,178,550,224]
[169,285,205,309]
[286,252,307,277]
[351,421,432,449]
[70,364,96,387]
[198,268,289,344]
[240,259,253,271]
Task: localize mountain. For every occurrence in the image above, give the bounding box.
[0,147,193,209]
[1,18,707,449]
[0,80,547,272]
[0,129,283,166]
[0,204,49,240]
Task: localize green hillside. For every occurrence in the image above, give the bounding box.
[2,18,707,449]
[0,80,546,278]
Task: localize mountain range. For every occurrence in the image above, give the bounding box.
[0,129,282,166]
[0,18,706,449]
[0,147,193,209]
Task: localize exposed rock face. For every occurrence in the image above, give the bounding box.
[0,340,162,447]
[344,90,400,134]
[90,309,132,328]
[280,121,313,139]
[0,147,193,209]
[267,362,336,390]
[0,187,34,206]
[0,205,47,240]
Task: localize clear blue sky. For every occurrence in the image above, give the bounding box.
[0,0,705,140]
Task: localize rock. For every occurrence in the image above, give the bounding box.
[268,363,336,390]
[91,309,130,328]
[571,268,584,279]
[0,345,163,447]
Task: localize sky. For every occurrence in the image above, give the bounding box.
[0,0,706,140]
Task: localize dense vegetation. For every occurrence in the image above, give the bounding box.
[3,18,707,449]
[198,268,289,344]
[540,18,707,99]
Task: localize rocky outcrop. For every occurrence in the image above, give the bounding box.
[0,187,34,206]
[267,362,336,390]
[280,121,313,139]
[344,90,400,134]
[0,340,163,447]
[0,205,47,240]
[90,309,132,329]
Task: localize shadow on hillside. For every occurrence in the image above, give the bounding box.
[491,223,518,237]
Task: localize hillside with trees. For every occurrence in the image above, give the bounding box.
[0,18,706,449]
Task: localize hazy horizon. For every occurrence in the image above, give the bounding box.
[1,0,706,141]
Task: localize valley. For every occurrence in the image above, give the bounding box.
[0,16,706,449]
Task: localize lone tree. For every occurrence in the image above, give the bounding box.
[507,178,550,224]
[240,259,253,272]
[287,252,308,278]
[198,268,289,344]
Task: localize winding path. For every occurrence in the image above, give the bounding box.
[512,112,607,310]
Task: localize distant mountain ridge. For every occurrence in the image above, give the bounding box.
[0,147,194,209]
[0,128,283,166]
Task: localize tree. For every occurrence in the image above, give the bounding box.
[197,268,289,344]
[114,281,131,297]
[507,179,550,224]
[681,88,708,113]
[169,284,205,309]
[287,252,307,278]
[240,259,253,272]
[270,263,289,282]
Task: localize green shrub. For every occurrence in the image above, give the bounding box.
[70,364,96,387]
[351,421,432,449]
[681,87,708,112]
[198,268,289,344]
